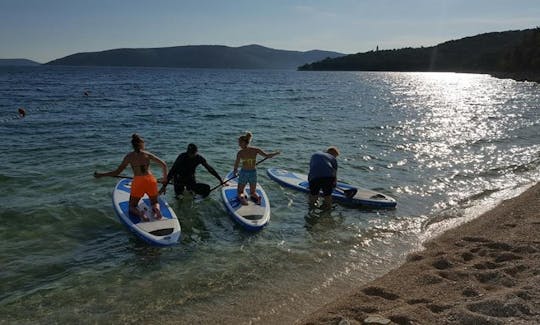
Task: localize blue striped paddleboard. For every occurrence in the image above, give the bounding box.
[267,167,397,208]
[221,171,271,231]
[112,178,181,246]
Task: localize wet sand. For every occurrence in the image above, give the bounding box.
[301,182,540,325]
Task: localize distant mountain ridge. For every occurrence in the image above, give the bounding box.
[0,59,41,66]
[298,28,539,75]
[46,44,344,69]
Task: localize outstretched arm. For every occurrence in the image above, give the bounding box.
[256,147,281,158]
[94,155,129,178]
[202,160,224,183]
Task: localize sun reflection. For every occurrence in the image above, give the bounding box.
[385,71,538,215]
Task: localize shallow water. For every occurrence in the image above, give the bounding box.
[1,66,539,323]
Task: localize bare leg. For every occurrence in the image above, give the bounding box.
[308,194,319,208]
[320,195,333,210]
[237,183,248,205]
[129,196,149,221]
[150,196,162,220]
[249,182,261,204]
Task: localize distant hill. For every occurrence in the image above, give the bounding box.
[298,28,539,74]
[0,59,41,66]
[46,44,344,69]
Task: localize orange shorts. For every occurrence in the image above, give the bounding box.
[131,174,158,198]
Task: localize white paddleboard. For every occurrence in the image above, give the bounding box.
[221,171,270,231]
[112,178,181,246]
[267,167,397,208]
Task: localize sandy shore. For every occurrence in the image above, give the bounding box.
[301,182,540,325]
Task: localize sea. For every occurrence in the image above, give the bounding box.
[1,66,539,324]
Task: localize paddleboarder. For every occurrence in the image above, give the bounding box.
[233,132,280,205]
[308,146,340,210]
[94,134,168,221]
[160,143,226,198]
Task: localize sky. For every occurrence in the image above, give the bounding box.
[1,0,539,63]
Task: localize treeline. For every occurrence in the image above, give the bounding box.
[299,28,540,75]
[500,28,540,72]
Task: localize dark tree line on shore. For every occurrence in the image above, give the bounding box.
[299,28,540,75]
[500,28,540,72]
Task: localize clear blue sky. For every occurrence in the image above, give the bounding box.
[1,0,538,63]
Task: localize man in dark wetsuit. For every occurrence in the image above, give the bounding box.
[308,146,339,210]
[160,143,225,197]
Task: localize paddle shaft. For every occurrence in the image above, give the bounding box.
[113,175,132,179]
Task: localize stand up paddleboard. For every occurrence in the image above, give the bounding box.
[221,171,271,231]
[267,168,397,208]
[112,178,181,246]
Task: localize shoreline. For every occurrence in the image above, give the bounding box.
[300,182,540,324]
[489,71,540,84]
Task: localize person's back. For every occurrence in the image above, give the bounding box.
[308,151,337,181]
[172,152,205,182]
[308,147,339,210]
[162,143,224,197]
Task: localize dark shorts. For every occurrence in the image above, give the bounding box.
[309,177,334,196]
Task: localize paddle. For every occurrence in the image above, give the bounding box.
[203,155,273,196]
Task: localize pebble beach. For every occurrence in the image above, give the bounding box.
[302,182,540,324]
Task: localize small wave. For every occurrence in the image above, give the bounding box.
[286,96,322,102]
[202,113,229,119]
[460,188,500,204]
[227,103,248,107]
[0,116,24,123]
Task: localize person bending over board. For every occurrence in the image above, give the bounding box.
[233,132,280,205]
[308,146,339,210]
[159,143,226,198]
[94,134,168,221]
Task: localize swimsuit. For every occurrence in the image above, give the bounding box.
[241,157,256,169]
[238,169,257,186]
[131,174,158,198]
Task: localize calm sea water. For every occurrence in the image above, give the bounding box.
[1,66,539,324]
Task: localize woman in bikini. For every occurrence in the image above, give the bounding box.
[94,134,168,221]
[233,132,280,205]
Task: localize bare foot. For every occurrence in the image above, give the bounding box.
[251,195,261,205]
[152,207,163,220]
[238,195,249,206]
[130,207,149,222]
[138,210,150,222]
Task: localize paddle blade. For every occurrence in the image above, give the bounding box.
[193,183,211,198]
